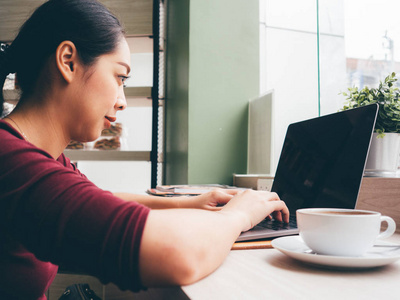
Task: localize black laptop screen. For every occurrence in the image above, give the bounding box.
[271,104,378,214]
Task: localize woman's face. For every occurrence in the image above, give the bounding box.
[69,38,130,142]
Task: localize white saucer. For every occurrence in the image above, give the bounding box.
[271,235,400,269]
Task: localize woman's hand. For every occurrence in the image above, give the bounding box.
[219,189,289,232]
[178,188,242,211]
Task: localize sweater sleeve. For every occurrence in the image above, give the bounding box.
[0,127,150,292]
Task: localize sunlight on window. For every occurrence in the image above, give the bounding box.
[344,0,400,88]
[260,0,400,171]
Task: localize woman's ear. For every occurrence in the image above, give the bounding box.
[55,41,79,83]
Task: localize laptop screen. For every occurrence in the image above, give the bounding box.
[271,104,378,214]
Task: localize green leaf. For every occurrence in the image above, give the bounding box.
[340,72,400,133]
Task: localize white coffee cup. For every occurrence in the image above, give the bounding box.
[296,208,396,257]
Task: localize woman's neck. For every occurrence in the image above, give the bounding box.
[7,104,70,159]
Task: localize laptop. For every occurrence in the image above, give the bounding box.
[237,104,378,241]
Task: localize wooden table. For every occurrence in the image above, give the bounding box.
[179,177,400,300]
[181,233,400,300]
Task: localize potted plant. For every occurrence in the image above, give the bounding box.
[341,72,400,174]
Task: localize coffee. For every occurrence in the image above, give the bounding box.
[315,211,373,216]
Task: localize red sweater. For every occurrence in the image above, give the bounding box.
[0,120,150,299]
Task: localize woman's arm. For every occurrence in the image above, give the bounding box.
[114,189,240,210]
[114,192,181,209]
[138,189,289,287]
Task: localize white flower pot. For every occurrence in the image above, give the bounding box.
[365,132,400,173]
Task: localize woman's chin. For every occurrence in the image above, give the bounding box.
[81,133,102,143]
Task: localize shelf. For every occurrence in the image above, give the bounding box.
[126,98,152,107]
[125,87,152,107]
[124,86,152,98]
[64,150,151,161]
[102,0,153,37]
[0,0,153,42]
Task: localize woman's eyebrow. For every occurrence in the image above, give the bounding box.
[117,62,131,74]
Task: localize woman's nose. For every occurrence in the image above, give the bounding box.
[116,91,127,111]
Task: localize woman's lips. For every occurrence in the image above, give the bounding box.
[105,116,116,122]
[104,116,116,129]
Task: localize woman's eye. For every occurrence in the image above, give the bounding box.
[118,75,130,87]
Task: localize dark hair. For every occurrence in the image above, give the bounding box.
[0,0,125,116]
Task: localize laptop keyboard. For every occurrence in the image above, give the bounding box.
[256,216,297,231]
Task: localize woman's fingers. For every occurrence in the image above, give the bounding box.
[270,200,290,223]
[220,189,290,232]
[262,192,289,223]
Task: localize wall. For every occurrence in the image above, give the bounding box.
[165,0,259,185]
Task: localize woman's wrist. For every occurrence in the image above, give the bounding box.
[217,207,250,233]
[174,196,192,209]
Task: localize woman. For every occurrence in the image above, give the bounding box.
[0,0,289,299]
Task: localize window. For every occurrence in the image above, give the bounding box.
[260,0,400,171]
